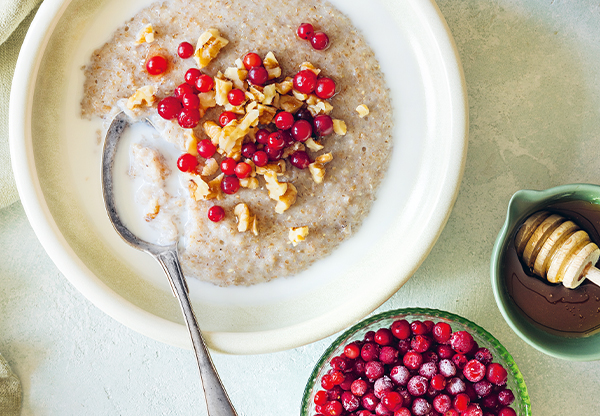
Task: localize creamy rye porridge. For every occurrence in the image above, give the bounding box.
[82,0,393,286]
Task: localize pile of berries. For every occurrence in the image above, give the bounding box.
[312,319,518,416]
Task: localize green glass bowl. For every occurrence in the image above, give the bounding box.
[491,184,600,361]
[301,308,531,415]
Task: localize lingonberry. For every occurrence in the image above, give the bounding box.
[411,397,431,416]
[184,68,201,85]
[289,151,311,169]
[390,365,410,386]
[374,376,394,399]
[195,74,214,92]
[361,342,380,362]
[295,107,314,123]
[341,391,360,412]
[280,130,294,147]
[374,328,393,346]
[242,52,262,70]
[293,69,318,94]
[453,393,470,412]
[397,339,411,355]
[365,361,385,380]
[497,407,517,416]
[364,331,375,342]
[339,373,356,391]
[255,128,270,145]
[430,374,447,391]
[344,343,361,360]
[325,400,343,416]
[438,359,457,378]
[361,393,379,412]
[297,23,314,40]
[481,393,499,410]
[234,162,252,179]
[497,389,514,406]
[330,370,345,386]
[177,108,201,128]
[220,158,237,175]
[473,380,492,398]
[474,348,493,366]
[351,379,369,397]
[403,351,423,370]
[157,96,182,120]
[248,66,268,86]
[379,346,398,365]
[463,360,486,383]
[181,92,200,109]
[450,331,475,354]
[146,55,168,75]
[422,351,438,363]
[207,205,225,222]
[313,114,334,136]
[315,77,336,99]
[227,88,246,106]
[177,42,194,59]
[197,139,216,158]
[266,146,283,161]
[174,82,196,98]
[463,403,483,416]
[407,376,428,397]
[410,321,428,335]
[267,131,286,150]
[221,176,240,194]
[275,111,295,130]
[437,344,454,359]
[444,409,460,416]
[314,390,328,405]
[291,119,312,142]
[445,377,466,396]
[219,111,237,127]
[381,391,403,412]
[394,407,411,416]
[391,320,411,340]
[241,143,257,158]
[486,363,507,386]
[176,153,197,172]
[452,354,468,370]
[327,386,343,401]
[418,362,438,379]
[432,322,452,344]
[411,335,432,353]
[311,31,330,50]
[432,393,451,413]
[252,150,268,167]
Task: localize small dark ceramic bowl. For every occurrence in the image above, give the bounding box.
[491,184,600,361]
[301,308,531,415]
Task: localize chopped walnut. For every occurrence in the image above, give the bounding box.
[292,89,309,102]
[275,77,294,94]
[240,177,259,189]
[300,62,321,75]
[257,104,277,124]
[135,24,155,44]
[126,85,157,110]
[263,51,281,79]
[333,119,347,136]
[275,183,297,214]
[289,226,309,246]
[201,158,219,176]
[194,28,229,68]
[282,142,306,159]
[256,160,286,176]
[280,95,303,113]
[356,104,370,117]
[262,84,277,105]
[203,121,222,145]
[214,76,233,106]
[234,203,251,232]
[305,138,324,152]
[207,173,224,200]
[264,171,287,199]
[308,152,333,184]
[251,216,259,236]
[224,66,248,90]
[307,94,333,116]
[184,130,198,156]
[191,176,211,200]
[198,91,217,111]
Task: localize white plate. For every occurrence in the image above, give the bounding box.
[10,0,467,354]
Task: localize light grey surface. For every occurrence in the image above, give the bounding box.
[2,0,600,414]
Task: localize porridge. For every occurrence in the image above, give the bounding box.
[82,0,393,286]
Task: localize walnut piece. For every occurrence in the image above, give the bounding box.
[194,28,229,68]
[289,226,309,246]
[126,85,157,110]
[333,119,347,136]
[305,138,324,152]
[275,183,297,214]
[308,152,333,184]
[135,24,155,44]
[234,203,251,232]
[356,104,370,118]
[263,51,281,80]
[201,158,219,176]
[184,130,198,156]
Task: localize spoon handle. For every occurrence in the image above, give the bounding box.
[156,249,238,416]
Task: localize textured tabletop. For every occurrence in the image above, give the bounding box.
[2,0,600,415]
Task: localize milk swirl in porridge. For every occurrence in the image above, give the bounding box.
[82,0,393,286]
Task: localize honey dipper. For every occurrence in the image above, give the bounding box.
[514,211,600,288]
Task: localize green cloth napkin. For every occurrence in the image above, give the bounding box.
[0,0,43,210]
[0,354,21,416]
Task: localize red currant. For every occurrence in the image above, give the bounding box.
[248,66,268,86]
[391,319,411,339]
[181,92,200,109]
[177,42,194,59]
[344,343,360,360]
[266,146,283,161]
[289,151,310,169]
[252,150,269,167]
[234,162,252,179]
[157,96,182,120]
[221,176,240,194]
[311,32,330,50]
[313,114,334,136]
[315,77,336,99]
[255,128,270,145]
[185,68,201,85]
[297,23,314,40]
[195,74,214,93]
[242,52,263,70]
[219,111,237,127]
[174,83,195,98]
[207,205,225,222]
[176,153,198,172]
[275,111,295,130]
[267,132,285,150]
[220,158,237,175]
[293,70,318,94]
[197,139,216,159]
[146,55,168,75]
[291,119,312,142]
[241,143,257,158]
[177,108,201,128]
[228,89,246,106]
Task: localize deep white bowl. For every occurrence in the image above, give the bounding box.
[9,0,468,354]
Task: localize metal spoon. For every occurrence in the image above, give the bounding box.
[101,111,237,416]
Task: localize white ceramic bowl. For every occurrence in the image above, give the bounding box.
[9,0,467,354]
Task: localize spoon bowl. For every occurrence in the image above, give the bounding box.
[102,111,238,414]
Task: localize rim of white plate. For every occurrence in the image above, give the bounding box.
[9,0,468,354]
